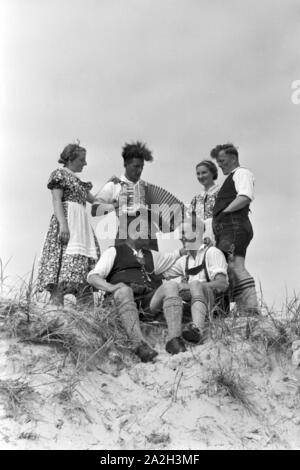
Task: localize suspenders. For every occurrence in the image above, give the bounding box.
[183,248,230,314]
[183,248,210,283]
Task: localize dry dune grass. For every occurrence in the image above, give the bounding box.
[1,260,300,449]
[1,276,300,377]
[0,378,35,419]
[0,258,136,372]
[0,296,134,373]
[207,365,257,415]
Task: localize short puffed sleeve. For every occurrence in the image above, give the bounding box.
[47,169,67,190]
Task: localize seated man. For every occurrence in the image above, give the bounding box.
[164,219,229,344]
[87,236,188,363]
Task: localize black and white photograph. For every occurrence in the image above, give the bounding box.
[1,0,300,452]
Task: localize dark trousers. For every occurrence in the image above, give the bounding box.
[212,212,259,313]
[212,212,253,259]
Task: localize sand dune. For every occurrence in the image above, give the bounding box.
[0,299,300,450]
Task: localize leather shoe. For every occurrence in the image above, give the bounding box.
[165,336,187,355]
[182,323,203,344]
[134,342,158,363]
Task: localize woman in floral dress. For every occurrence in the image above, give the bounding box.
[189,159,230,314]
[37,143,100,306]
[190,160,219,244]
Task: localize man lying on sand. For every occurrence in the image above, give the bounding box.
[163,219,229,344]
[87,235,188,362]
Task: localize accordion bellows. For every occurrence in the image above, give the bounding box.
[118,180,185,232]
[145,182,185,232]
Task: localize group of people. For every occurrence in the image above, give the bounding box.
[36,140,260,362]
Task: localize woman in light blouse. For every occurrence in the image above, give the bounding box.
[190,160,219,244]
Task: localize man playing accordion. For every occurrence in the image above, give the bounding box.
[91,141,184,250]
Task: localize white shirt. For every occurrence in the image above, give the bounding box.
[164,245,228,282]
[232,167,255,201]
[87,246,182,283]
[95,174,144,206]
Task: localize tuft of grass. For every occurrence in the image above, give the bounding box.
[25,258,36,316]
[54,376,79,402]
[26,306,130,370]
[283,294,300,339]
[0,257,12,296]
[0,298,35,337]
[0,378,35,418]
[0,294,135,373]
[209,365,257,415]
[0,259,39,336]
[258,283,300,351]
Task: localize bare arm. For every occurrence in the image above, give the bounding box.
[51,189,69,244]
[88,191,118,210]
[92,181,119,217]
[86,191,96,204]
[201,273,228,294]
[92,201,119,217]
[223,195,251,214]
[88,274,125,293]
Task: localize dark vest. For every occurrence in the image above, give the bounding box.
[107,244,162,289]
[213,172,250,219]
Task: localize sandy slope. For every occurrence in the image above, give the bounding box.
[0,308,300,451]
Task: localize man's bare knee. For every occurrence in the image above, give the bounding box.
[113,285,134,304]
[189,280,204,296]
[162,280,180,296]
[231,256,245,270]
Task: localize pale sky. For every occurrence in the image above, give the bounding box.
[1,0,300,308]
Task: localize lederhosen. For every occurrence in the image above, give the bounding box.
[212,172,253,259]
[181,249,230,315]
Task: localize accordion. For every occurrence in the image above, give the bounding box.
[94,176,186,233]
[116,178,185,232]
[144,182,185,232]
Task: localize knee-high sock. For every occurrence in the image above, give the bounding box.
[163,296,183,340]
[191,297,207,334]
[117,299,146,346]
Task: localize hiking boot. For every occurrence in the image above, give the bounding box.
[165,336,187,355]
[182,323,203,344]
[134,342,158,363]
